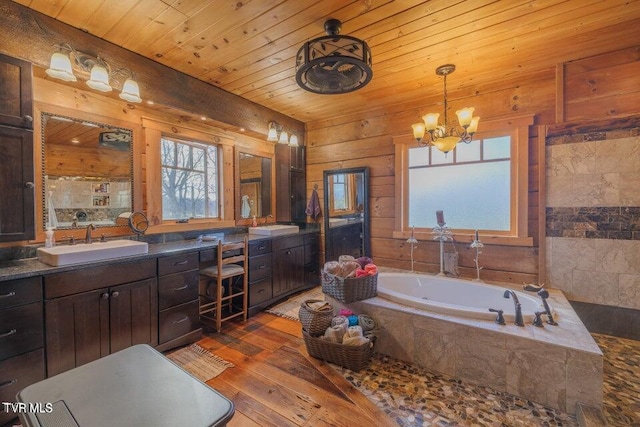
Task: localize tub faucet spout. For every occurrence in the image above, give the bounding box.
[503,290,524,327]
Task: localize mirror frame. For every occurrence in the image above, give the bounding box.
[234,147,275,224]
[323,166,370,261]
[38,106,136,232]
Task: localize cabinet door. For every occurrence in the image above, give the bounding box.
[0,126,34,242]
[290,146,305,172]
[290,171,306,223]
[110,278,158,353]
[45,288,110,376]
[272,245,305,297]
[0,53,33,129]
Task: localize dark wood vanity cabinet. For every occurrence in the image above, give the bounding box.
[43,259,158,376]
[0,276,44,425]
[0,53,33,129]
[156,252,201,352]
[276,145,306,223]
[272,235,305,298]
[0,53,35,243]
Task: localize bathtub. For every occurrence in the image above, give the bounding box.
[377,272,550,322]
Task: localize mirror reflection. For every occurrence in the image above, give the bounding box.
[238,152,271,219]
[42,113,133,229]
[323,167,370,262]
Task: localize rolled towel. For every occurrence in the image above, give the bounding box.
[341,261,361,278]
[342,336,370,346]
[343,325,363,340]
[331,315,349,327]
[339,308,354,317]
[307,300,332,311]
[323,323,347,343]
[323,261,340,275]
[355,268,368,278]
[358,315,376,332]
[347,314,359,326]
[338,255,355,262]
[364,263,378,276]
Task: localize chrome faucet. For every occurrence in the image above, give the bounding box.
[503,290,524,326]
[85,223,96,244]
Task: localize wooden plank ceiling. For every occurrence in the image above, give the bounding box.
[14,0,640,124]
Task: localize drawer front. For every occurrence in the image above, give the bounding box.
[0,302,43,361]
[272,234,304,251]
[0,349,45,425]
[249,239,271,256]
[45,258,156,299]
[158,252,199,276]
[248,253,272,282]
[249,277,272,307]
[158,300,199,344]
[199,247,215,263]
[0,276,41,310]
[158,270,199,310]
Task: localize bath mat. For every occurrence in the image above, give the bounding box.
[166,343,234,382]
[265,286,324,321]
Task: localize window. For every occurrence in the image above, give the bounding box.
[161,136,219,220]
[394,116,532,239]
[408,135,511,231]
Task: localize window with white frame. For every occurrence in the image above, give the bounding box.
[160,136,219,220]
[408,134,512,231]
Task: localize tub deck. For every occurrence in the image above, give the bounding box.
[327,274,603,415]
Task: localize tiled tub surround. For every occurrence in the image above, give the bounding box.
[326,283,603,415]
[545,126,640,339]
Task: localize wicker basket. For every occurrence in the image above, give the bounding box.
[298,300,334,336]
[302,328,375,371]
[321,271,378,303]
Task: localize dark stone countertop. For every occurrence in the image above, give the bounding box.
[0,228,319,282]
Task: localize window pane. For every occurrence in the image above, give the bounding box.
[484,136,510,160]
[408,160,511,230]
[409,147,429,167]
[431,147,453,165]
[455,140,480,162]
[161,138,218,220]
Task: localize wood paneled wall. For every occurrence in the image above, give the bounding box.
[306,47,640,285]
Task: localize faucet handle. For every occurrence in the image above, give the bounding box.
[488,308,505,325]
[100,234,107,242]
[533,311,545,327]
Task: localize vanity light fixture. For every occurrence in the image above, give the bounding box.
[266,121,298,146]
[411,64,479,153]
[46,43,142,103]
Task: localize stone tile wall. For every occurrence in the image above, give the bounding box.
[545,126,640,311]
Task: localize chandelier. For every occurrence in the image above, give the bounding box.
[411,64,479,153]
[295,19,372,95]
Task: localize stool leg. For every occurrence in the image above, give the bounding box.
[216,276,222,332]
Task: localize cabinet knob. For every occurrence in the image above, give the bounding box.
[101,292,110,300]
[24,182,35,189]
[24,115,33,122]
[111,291,120,298]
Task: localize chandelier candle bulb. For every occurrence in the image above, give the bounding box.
[436,210,445,227]
[475,229,479,241]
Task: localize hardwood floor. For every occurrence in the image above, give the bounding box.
[196,312,397,427]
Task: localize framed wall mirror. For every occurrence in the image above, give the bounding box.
[41,112,134,230]
[236,151,272,219]
[323,167,370,262]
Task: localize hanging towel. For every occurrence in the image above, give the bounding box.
[305,188,322,221]
[241,195,251,218]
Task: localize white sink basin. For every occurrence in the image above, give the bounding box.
[37,240,149,266]
[248,225,299,236]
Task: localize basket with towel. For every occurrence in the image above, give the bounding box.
[321,256,378,303]
[298,299,334,336]
[302,313,377,371]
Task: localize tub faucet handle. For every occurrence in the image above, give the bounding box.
[488,308,505,325]
[533,311,545,327]
[537,290,558,325]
